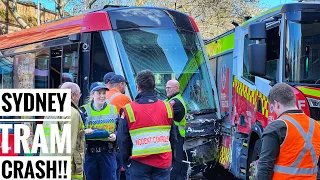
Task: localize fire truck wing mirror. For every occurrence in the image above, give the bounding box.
[248,43,266,77]
[248,22,266,40]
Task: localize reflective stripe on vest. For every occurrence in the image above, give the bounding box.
[83,103,118,141]
[274,115,317,175]
[106,92,122,104]
[125,102,173,122]
[71,174,83,179]
[125,104,136,123]
[130,125,171,157]
[166,94,187,137]
[164,101,173,119]
[44,125,62,137]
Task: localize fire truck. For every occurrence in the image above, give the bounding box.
[205,1,320,179]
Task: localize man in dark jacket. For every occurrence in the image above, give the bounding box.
[117,70,177,180]
[257,83,320,180]
[165,79,187,180]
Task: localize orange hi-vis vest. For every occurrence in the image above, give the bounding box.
[272,113,320,180]
[124,100,173,168]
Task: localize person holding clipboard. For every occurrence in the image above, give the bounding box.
[80,82,119,180]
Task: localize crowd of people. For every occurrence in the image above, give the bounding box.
[42,70,187,180]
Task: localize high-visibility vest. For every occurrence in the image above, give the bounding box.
[124,100,173,158]
[165,93,187,137]
[272,113,320,180]
[82,103,118,141]
[106,92,121,104]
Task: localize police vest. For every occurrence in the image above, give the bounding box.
[272,113,320,180]
[82,103,118,141]
[165,93,187,137]
[124,100,173,158]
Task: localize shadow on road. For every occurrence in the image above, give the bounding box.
[200,164,241,180]
[120,164,241,180]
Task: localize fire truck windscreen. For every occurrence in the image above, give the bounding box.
[285,20,320,85]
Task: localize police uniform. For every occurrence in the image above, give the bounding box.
[165,93,187,180]
[80,82,119,180]
[118,90,175,180]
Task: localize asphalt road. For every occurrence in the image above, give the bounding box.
[197,164,241,180]
[120,164,241,180]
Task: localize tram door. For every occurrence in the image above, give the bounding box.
[50,43,80,88]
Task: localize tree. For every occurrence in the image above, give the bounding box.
[0,0,75,30]
[85,0,265,38]
[87,0,98,9]
[173,0,267,38]
[54,0,70,18]
[68,0,129,15]
[1,0,267,37]
[1,0,30,29]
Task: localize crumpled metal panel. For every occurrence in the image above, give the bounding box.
[185,111,221,138]
[182,110,222,178]
[184,138,220,177]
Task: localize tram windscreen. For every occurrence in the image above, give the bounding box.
[114,28,215,111]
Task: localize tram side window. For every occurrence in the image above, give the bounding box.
[13,52,36,88]
[0,56,14,119]
[11,50,50,89]
[63,44,79,84]
[0,56,13,88]
[35,49,49,88]
[90,32,113,83]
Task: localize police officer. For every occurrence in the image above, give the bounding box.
[118,70,175,180]
[257,83,320,180]
[80,82,119,180]
[165,80,187,180]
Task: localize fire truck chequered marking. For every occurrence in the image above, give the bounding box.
[232,76,269,118]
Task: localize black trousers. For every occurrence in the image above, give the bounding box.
[170,136,187,180]
[130,160,171,180]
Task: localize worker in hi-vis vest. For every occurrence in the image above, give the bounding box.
[165,79,187,180]
[257,83,320,180]
[106,74,132,113]
[80,82,119,180]
[106,74,132,180]
[118,70,177,180]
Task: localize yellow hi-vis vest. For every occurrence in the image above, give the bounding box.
[165,93,187,137]
[124,101,173,157]
[82,103,118,141]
